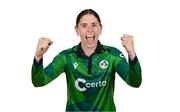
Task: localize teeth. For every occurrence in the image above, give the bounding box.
[86,34,94,38]
[85,34,95,42]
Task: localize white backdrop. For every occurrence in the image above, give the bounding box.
[0,0,180,112]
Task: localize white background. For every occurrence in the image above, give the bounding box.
[0,0,180,112]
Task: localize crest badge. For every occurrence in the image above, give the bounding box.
[99,60,109,69]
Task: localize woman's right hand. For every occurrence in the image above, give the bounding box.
[35,37,53,61]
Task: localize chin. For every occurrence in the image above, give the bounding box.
[86,43,97,48]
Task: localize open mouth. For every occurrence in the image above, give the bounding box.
[85,34,95,42]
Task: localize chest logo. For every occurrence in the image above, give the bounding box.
[73,63,78,69]
[99,60,109,69]
[75,78,106,92]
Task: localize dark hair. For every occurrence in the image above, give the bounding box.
[76,9,102,27]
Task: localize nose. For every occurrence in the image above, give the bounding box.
[86,26,93,32]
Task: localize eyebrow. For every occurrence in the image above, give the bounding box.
[79,22,99,25]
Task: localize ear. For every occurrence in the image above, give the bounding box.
[74,26,79,36]
[100,25,103,35]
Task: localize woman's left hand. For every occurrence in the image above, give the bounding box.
[121,34,136,60]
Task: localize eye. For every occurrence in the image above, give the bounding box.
[80,23,87,28]
[92,24,97,27]
[82,24,86,27]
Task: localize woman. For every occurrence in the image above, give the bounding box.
[32,9,142,111]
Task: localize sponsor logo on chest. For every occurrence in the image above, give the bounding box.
[75,78,107,92]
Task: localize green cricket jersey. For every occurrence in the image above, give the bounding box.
[32,41,142,111]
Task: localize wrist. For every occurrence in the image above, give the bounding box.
[35,56,43,62]
[128,52,136,61]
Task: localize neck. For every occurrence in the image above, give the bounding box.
[81,44,97,57]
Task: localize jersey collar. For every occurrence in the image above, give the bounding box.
[76,41,103,58]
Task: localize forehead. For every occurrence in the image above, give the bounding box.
[79,14,99,24]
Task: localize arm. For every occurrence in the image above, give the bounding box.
[115,34,142,87]
[31,37,66,87]
[31,52,66,87]
[127,56,142,87]
[115,52,142,88]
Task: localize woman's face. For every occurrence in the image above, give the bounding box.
[75,14,102,48]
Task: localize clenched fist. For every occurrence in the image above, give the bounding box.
[35,37,53,61]
[121,34,136,60]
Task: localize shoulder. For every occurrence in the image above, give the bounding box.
[57,45,78,55]
[102,45,124,57]
[53,46,78,62]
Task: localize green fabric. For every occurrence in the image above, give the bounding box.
[32,44,142,111]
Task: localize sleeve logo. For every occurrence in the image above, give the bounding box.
[120,53,125,58]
